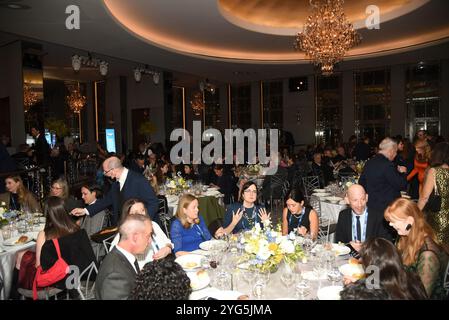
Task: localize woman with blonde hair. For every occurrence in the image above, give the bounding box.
[384,198,448,299]
[0,175,41,212]
[170,194,224,256]
[49,177,82,213]
[407,140,431,196]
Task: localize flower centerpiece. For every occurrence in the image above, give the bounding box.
[245,163,262,176]
[165,172,193,195]
[240,221,304,273]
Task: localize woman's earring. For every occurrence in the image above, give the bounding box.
[405,224,412,231]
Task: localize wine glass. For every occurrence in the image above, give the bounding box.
[327,268,343,286]
[280,270,295,294]
[295,278,310,299]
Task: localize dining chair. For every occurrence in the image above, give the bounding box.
[302,176,320,200]
[75,261,98,300]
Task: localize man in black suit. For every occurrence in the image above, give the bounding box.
[209,164,236,205]
[336,184,392,252]
[71,156,159,225]
[95,214,153,300]
[31,126,50,166]
[359,137,407,214]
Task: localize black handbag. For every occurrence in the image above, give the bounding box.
[424,176,441,212]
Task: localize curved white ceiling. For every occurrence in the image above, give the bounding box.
[102,0,449,63]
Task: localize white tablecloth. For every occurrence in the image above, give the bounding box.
[189,251,349,300]
[165,191,224,216]
[319,201,348,225]
[0,238,36,300]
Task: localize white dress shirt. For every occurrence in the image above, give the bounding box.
[115,244,139,273]
[118,168,129,191]
[110,221,173,269]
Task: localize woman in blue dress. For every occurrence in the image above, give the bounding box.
[170,194,224,256]
[222,181,271,234]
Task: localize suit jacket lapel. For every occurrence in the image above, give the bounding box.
[111,247,137,275]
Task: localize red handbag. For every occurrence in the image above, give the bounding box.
[32,238,69,300]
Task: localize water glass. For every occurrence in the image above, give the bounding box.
[327,268,343,286]
[252,277,267,300]
[1,225,11,240]
[17,220,28,234]
[295,279,310,299]
[214,271,232,291]
[280,271,295,292]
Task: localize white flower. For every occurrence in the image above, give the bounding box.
[256,245,272,261]
[279,239,295,254]
[167,180,176,188]
[254,222,261,231]
[0,208,5,215]
[288,231,296,241]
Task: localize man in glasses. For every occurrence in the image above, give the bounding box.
[71,156,159,226]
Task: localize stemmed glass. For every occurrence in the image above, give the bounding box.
[295,274,311,299]
[280,267,295,295]
[252,271,269,300]
[327,268,343,286]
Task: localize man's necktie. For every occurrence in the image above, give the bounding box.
[356,215,361,242]
[134,259,140,273]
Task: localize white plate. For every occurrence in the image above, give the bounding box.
[339,200,347,205]
[317,285,343,300]
[3,234,33,246]
[207,187,220,192]
[312,193,331,198]
[313,189,326,193]
[199,239,227,251]
[331,243,351,256]
[325,196,343,204]
[187,269,210,291]
[302,270,327,281]
[175,253,204,271]
[338,263,365,278]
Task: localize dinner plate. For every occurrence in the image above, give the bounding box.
[338,263,365,278]
[175,253,204,271]
[3,234,33,246]
[302,270,327,281]
[312,193,331,198]
[313,189,326,193]
[331,243,351,256]
[199,239,227,251]
[187,269,210,291]
[317,285,343,300]
[325,196,343,204]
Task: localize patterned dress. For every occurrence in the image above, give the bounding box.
[427,167,449,247]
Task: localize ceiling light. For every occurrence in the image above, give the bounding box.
[71,53,108,76]
[294,0,361,75]
[133,66,160,85]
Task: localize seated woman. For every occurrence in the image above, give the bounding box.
[170,194,225,256]
[130,258,192,300]
[49,178,82,213]
[154,160,171,186]
[14,197,96,295]
[343,237,428,300]
[384,198,449,299]
[182,164,199,182]
[109,198,173,269]
[0,175,41,212]
[222,181,271,235]
[281,188,318,239]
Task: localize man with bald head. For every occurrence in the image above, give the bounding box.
[335,184,392,252]
[95,214,153,300]
[71,156,159,225]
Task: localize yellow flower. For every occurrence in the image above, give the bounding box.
[268,243,278,252]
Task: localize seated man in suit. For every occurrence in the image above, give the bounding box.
[95,214,153,300]
[335,184,392,253]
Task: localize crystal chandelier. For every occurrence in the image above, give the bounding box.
[66,82,86,114]
[294,0,361,75]
[23,83,38,112]
[190,91,204,116]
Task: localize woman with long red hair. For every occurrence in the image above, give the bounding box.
[384,198,448,299]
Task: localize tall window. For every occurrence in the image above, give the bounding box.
[204,89,223,132]
[170,86,185,130]
[405,62,440,138]
[262,81,283,130]
[316,74,342,145]
[230,84,251,129]
[354,68,391,142]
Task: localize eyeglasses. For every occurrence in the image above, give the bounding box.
[244,189,257,194]
[51,186,62,190]
[103,168,114,175]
